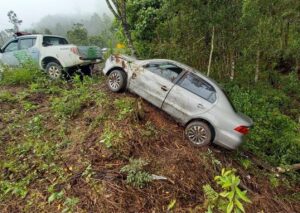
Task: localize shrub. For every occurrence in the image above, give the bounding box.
[120,158,153,188]
[224,83,300,166]
[203,169,251,213]
[0,62,44,86]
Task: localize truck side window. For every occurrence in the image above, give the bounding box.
[20,38,36,50]
[43,36,68,46]
[4,40,18,52]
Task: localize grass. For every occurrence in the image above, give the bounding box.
[0,65,299,212]
[0,63,43,86]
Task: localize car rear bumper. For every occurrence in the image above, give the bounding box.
[213,128,244,150]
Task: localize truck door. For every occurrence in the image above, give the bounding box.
[0,39,20,66]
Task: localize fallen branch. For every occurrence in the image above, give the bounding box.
[277,163,300,173]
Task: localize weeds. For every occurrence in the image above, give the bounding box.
[203,169,251,213]
[0,91,17,103]
[100,124,123,149]
[0,62,43,86]
[114,97,135,120]
[120,158,153,188]
[204,149,222,172]
[51,76,106,118]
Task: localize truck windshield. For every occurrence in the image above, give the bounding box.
[43,36,69,46]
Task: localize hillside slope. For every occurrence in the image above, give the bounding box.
[0,74,299,212]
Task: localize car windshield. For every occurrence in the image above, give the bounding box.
[43,36,69,46]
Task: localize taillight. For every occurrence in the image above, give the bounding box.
[234,126,250,135]
[70,47,79,55]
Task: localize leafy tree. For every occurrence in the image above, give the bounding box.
[44,28,52,35]
[6,10,22,34]
[106,0,136,56]
[67,23,88,45]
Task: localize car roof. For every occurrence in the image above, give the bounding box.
[138,58,220,89]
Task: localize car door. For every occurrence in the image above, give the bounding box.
[128,62,184,108]
[18,37,39,63]
[162,72,217,124]
[0,39,20,66]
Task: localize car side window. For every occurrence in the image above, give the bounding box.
[178,72,217,103]
[145,63,183,82]
[4,40,18,52]
[20,38,36,50]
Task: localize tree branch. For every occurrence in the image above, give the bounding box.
[106,0,121,20]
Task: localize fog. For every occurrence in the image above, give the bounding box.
[0,0,111,31]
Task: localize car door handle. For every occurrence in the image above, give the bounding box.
[132,73,137,79]
[161,86,168,91]
[197,103,205,109]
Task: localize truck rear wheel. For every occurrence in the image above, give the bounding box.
[46,62,63,79]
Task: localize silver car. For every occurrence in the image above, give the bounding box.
[103,55,253,149]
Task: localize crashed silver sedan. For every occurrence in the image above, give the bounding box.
[103,55,253,149]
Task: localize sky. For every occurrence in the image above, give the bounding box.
[0,0,111,31]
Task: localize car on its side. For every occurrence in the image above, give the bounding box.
[103,54,253,150]
[0,33,103,79]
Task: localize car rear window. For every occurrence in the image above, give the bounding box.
[178,72,217,103]
[43,36,68,46]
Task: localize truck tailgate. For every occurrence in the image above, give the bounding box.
[77,46,103,60]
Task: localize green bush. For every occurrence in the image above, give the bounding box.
[0,63,43,86]
[120,159,153,188]
[224,83,300,166]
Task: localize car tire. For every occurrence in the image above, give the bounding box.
[107,70,127,92]
[185,121,212,147]
[46,62,63,80]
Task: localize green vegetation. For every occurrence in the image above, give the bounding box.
[120,158,153,188]
[203,169,251,213]
[114,97,135,120]
[0,63,42,86]
[225,82,300,166]
[105,0,300,170]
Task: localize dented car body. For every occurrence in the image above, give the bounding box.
[103,55,253,149]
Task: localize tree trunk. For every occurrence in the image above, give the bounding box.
[207,26,215,77]
[230,50,235,81]
[255,50,260,83]
[296,58,300,80]
[105,0,137,57]
[122,22,136,56]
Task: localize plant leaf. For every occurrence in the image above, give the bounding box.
[227,201,234,213]
[235,198,245,212]
[167,199,176,211]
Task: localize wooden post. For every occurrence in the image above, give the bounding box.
[255,50,260,83]
[207,26,215,77]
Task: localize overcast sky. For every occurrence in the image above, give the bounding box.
[0,0,111,31]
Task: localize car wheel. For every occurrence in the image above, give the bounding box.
[107,70,127,92]
[46,62,63,79]
[185,121,212,146]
